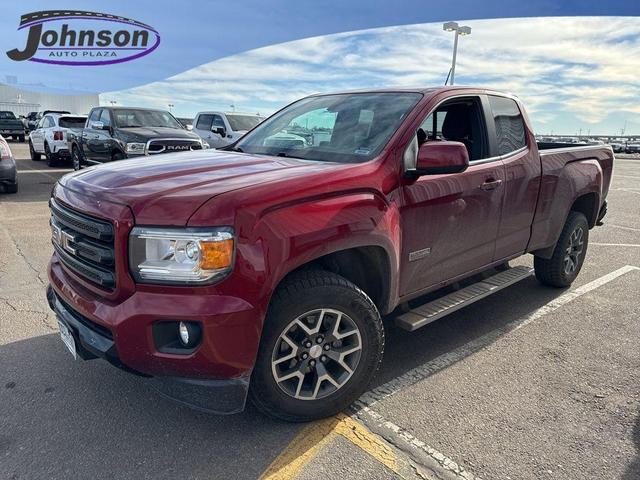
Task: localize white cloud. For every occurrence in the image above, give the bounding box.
[103,16,640,134]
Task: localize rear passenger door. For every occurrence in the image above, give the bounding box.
[487,95,542,259]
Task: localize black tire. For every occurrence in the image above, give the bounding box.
[29,141,41,161]
[112,151,125,161]
[534,211,589,288]
[72,146,82,170]
[19,134,25,143]
[5,182,18,194]
[45,143,58,167]
[249,270,384,422]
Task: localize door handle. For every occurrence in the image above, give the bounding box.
[479,179,503,190]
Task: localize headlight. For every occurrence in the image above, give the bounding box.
[129,227,234,284]
[125,142,146,154]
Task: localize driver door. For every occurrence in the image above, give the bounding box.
[399,95,505,296]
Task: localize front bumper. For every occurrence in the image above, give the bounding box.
[47,259,259,413]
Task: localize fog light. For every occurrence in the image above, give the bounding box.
[178,322,188,344]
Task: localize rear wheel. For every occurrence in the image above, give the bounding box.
[534,211,589,287]
[72,146,82,170]
[29,141,41,161]
[45,143,58,167]
[18,134,25,143]
[249,270,384,422]
[5,182,18,194]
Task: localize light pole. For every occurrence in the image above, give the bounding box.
[443,21,471,85]
[109,100,117,106]
[168,103,174,113]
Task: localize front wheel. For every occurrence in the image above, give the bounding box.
[534,211,589,287]
[249,270,384,422]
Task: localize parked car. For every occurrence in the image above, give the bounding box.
[193,111,263,148]
[0,111,25,142]
[46,87,613,421]
[609,141,625,153]
[29,113,87,167]
[68,107,205,170]
[24,110,71,135]
[625,142,640,154]
[0,134,18,193]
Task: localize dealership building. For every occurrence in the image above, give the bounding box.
[0,79,99,117]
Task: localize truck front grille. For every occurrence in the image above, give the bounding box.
[147,138,203,154]
[49,198,116,291]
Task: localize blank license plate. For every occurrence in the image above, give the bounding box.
[57,321,77,359]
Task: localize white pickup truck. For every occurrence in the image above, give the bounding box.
[192,111,263,148]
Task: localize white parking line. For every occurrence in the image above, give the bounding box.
[352,265,639,479]
[607,224,640,233]
[591,243,640,247]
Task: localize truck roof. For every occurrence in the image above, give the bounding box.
[306,85,518,98]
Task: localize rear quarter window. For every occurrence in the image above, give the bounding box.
[59,117,87,129]
[488,96,527,155]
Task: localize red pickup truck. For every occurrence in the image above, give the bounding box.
[46,87,612,421]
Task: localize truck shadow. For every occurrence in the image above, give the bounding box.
[0,276,592,479]
[623,411,640,480]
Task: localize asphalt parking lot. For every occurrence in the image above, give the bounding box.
[1,143,639,480]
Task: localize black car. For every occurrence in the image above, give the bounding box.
[69,107,205,170]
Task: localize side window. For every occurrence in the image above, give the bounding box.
[99,109,112,127]
[196,114,213,130]
[488,96,526,155]
[211,115,225,129]
[88,109,101,126]
[416,97,488,161]
[419,111,448,141]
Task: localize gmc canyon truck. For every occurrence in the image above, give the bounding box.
[68,106,205,170]
[46,87,612,421]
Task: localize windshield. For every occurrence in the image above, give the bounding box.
[112,109,183,129]
[227,114,263,132]
[0,111,17,120]
[59,117,87,129]
[235,92,422,163]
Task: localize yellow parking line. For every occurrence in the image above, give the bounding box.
[333,413,398,472]
[260,414,399,480]
[259,417,340,480]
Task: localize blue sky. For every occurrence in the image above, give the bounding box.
[1,0,638,94]
[104,17,640,136]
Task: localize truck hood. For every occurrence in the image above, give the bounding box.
[58,149,340,225]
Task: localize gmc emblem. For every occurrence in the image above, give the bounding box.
[51,222,77,256]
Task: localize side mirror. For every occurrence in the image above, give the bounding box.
[186,124,193,131]
[212,126,226,137]
[90,121,106,130]
[412,141,469,176]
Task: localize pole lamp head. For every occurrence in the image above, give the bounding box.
[457,26,472,36]
[443,21,459,32]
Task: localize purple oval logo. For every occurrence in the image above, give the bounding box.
[6,10,160,66]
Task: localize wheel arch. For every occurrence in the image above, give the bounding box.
[272,245,395,316]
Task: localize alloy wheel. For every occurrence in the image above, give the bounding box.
[271,308,362,400]
[563,226,584,275]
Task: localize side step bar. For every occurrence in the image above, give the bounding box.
[395,266,534,331]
